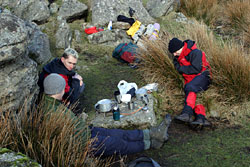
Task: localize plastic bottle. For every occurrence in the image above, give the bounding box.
[113,106,120,121]
[108,21,112,30]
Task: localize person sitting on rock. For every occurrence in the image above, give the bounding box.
[168,38,212,126]
[38,48,84,106]
[41,73,172,156]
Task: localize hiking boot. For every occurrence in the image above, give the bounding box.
[151,138,165,149]
[174,113,193,123]
[191,117,211,126]
[149,114,171,143]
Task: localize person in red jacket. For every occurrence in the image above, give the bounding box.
[38,48,84,106]
[168,38,211,126]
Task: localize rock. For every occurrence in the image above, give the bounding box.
[91,0,155,26]
[2,0,50,24]
[55,20,72,49]
[210,110,220,118]
[74,30,82,43]
[49,2,59,14]
[0,13,39,112]
[91,94,157,129]
[112,22,131,30]
[26,22,52,65]
[0,148,42,167]
[58,0,88,22]
[146,0,179,18]
[87,29,132,46]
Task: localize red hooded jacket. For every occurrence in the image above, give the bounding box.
[173,40,211,84]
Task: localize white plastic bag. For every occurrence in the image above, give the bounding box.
[117,80,138,95]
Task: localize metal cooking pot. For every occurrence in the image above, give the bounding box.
[94,99,115,112]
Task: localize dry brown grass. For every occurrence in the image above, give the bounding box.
[136,20,249,120]
[183,21,250,102]
[136,36,184,113]
[180,0,219,26]
[0,100,116,167]
[222,0,250,48]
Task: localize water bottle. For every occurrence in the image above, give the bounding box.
[113,106,120,121]
[108,21,112,30]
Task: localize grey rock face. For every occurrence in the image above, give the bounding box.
[55,20,72,49]
[26,22,52,65]
[58,0,88,22]
[0,148,42,167]
[0,13,39,112]
[92,0,155,26]
[2,0,50,23]
[87,29,132,46]
[146,0,177,18]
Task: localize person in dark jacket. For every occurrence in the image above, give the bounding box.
[168,38,211,126]
[38,48,84,106]
[42,73,172,156]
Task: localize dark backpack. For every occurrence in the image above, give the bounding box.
[127,156,161,167]
[112,42,138,64]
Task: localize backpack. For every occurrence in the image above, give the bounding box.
[127,156,161,167]
[112,42,138,63]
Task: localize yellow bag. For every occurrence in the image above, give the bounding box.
[126,20,141,37]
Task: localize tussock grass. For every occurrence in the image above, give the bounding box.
[184,21,250,102]
[136,36,184,112]
[222,0,250,47]
[0,100,115,167]
[180,0,219,26]
[136,20,249,120]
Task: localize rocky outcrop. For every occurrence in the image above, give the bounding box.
[26,22,52,65]
[0,0,50,24]
[0,148,41,167]
[0,13,39,112]
[87,29,132,46]
[55,20,72,49]
[91,0,155,26]
[58,0,88,22]
[146,0,180,18]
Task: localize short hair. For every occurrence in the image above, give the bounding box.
[62,48,79,59]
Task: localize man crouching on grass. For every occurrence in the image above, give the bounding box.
[41,73,172,156]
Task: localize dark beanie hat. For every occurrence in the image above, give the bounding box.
[168,38,184,53]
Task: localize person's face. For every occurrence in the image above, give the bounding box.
[61,55,77,71]
[173,47,183,57]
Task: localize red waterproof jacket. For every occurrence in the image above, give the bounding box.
[173,40,211,84]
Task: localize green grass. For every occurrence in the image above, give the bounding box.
[143,122,250,167]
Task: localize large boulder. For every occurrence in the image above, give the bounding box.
[0,0,50,24]
[55,20,72,49]
[91,0,155,26]
[26,22,52,65]
[0,13,39,112]
[146,0,180,18]
[87,29,132,46]
[58,0,88,22]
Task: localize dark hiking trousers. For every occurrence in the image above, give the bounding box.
[182,71,211,116]
[90,127,145,156]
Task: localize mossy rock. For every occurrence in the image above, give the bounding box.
[0,148,41,167]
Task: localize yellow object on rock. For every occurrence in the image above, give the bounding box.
[126,20,141,37]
